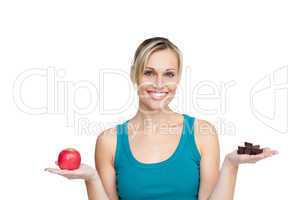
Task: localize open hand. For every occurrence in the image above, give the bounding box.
[45,161,98,181]
[226,147,279,167]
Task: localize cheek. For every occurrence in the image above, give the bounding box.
[166,87,177,98]
[166,82,178,93]
[140,75,155,83]
[136,84,149,99]
[164,76,179,87]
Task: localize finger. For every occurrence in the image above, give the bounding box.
[45,168,62,174]
[45,168,70,175]
[261,149,279,159]
[271,149,279,155]
[262,148,276,158]
[262,147,279,156]
[250,148,277,162]
[262,147,272,154]
[45,168,61,174]
[65,174,78,179]
[55,161,58,166]
[45,167,57,172]
[254,149,270,159]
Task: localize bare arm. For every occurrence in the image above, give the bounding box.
[194,119,220,200]
[85,174,110,200]
[84,127,120,200]
[95,128,119,200]
[207,155,238,200]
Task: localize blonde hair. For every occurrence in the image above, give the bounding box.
[130,37,183,87]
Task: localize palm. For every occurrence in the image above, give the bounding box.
[45,162,97,181]
[227,147,278,166]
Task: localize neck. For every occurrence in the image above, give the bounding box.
[129,101,182,133]
[135,109,173,122]
[136,100,174,121]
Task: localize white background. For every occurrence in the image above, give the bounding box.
[0,0,299,199]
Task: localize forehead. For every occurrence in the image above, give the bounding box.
[145,49,178,71]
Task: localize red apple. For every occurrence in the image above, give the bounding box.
[57,148,81,170]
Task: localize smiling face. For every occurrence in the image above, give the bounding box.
[137,48,181,112]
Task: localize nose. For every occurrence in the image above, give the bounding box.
[154,75,164,88]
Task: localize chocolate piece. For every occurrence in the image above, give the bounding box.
[244,142,253,147]
[237,142,263,155]
[251,148,263,155]
[237,146,245,154]
[245,147,251,154]
[250,149,256,155]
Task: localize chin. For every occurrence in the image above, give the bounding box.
[146,102,168,111]
[141,98,173,112]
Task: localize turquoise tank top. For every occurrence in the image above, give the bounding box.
[114,113,201,200]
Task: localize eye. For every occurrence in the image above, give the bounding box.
[143,70,153,76]
[165,72,175,78]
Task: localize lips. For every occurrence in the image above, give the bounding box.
[147,90,168,100]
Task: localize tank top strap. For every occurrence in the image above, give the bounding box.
[114,121,127,169]
[183,113,195,134]
[183,114,201,161]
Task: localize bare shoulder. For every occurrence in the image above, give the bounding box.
[96,127,117,145]
[95,127,117,165]
[193,118,220,156]
[194,119,217,136]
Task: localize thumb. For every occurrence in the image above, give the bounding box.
[55,161,58,166]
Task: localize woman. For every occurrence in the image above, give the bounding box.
[45,37,278,200]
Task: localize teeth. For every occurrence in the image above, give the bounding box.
[148,91,168,100]
[152,92,166,97]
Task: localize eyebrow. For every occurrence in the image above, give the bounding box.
[144,66,176,71]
